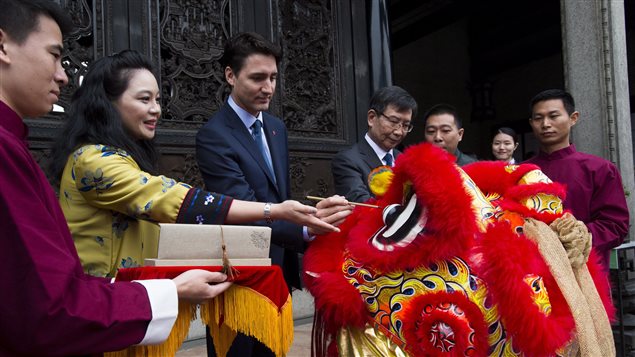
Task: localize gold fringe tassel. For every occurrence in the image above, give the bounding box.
[201,285,294,357]
[105,301,197,357]
[206,302,238,357]
[104,286,293,357]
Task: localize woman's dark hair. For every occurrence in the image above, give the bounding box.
[50,50,159,180]
[493,127,518,144]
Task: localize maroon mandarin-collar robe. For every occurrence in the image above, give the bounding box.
[0,100,158,356]
[525,144,630,271]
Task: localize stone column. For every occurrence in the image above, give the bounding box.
[561,0,634,240]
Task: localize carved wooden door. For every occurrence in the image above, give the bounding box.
[32,0,374,199]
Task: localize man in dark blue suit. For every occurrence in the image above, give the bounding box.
[196,32,351,357]
[332,86,417,202]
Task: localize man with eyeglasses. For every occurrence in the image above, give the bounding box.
[332,86,417,202]
[423,103,477,166]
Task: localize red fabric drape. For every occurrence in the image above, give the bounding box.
[116,266,289,310]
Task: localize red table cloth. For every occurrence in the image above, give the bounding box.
[106,266,293,357]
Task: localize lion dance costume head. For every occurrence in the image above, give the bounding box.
[305,143,614,357]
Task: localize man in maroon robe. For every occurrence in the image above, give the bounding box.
[525,89,630,272]
[0,1,231,355]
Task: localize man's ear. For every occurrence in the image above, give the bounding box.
[224,66,235,86]
[457,127,464,141]
[0,29,11,65]
[367,109,377,127]
[570,111,580,126]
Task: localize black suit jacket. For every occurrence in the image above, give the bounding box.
[196,102,303,289]
[331,137,400,203]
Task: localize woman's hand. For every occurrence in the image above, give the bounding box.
[313,195,353,229]
[271,200,342,235]
[225,197,352,234]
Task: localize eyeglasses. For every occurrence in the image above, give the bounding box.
[374,110,414,133]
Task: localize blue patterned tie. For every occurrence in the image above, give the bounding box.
[251,120,276,182]
[384,152,393,167]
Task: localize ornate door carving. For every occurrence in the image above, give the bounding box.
[30,0,372,199]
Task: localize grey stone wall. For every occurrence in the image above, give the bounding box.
[561,0,634,241]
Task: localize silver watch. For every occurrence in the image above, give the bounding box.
[264,202,273,224]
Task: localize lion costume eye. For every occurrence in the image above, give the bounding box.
[383,204,403,227]
[371,193,428,251]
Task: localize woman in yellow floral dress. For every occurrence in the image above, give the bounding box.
[50,50,343,278]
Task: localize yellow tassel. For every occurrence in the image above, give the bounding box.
[105,302,196,357]
[105,286,293,357]
[207,309,238,357]
[201,285,294,357]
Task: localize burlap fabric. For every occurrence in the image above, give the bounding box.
[524,214,615,357]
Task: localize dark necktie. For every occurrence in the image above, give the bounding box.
[384,152,393,167]
[251,120,276,182]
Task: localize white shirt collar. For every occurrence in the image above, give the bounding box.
[365,133,394,165]
[228,95,263,130]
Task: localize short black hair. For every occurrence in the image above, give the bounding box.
[368,85,418,118]
[0,0,73,44]
[219,32,281,75]
[530,89,576,115]
[423,103,462,129]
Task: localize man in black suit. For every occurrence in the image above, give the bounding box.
[196,32,351,357]
[332,86,417,202]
